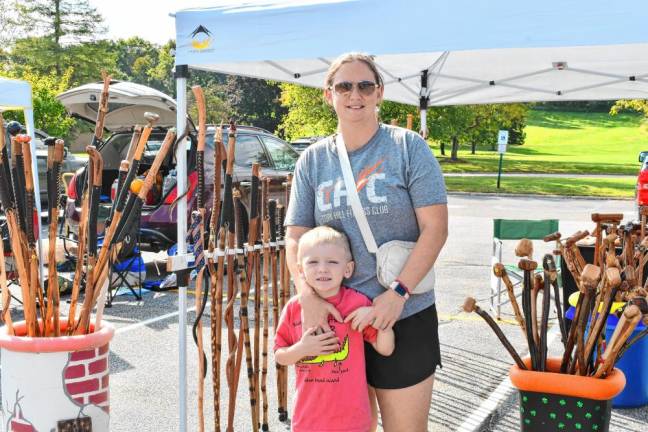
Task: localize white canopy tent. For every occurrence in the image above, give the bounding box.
[172,1,648,429]
[0,77,45,285]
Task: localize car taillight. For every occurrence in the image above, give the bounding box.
[67,174,77,200]
[163,171,198,205]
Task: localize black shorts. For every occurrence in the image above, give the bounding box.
[365,304,442,389]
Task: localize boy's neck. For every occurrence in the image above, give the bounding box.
[319,285,343,300]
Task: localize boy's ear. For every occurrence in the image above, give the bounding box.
[344,260,354,278]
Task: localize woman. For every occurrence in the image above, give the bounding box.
[285,52,448,432]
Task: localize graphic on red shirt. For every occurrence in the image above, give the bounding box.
[300,335,349,366]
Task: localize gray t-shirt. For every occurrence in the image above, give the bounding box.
[286,124,447,319]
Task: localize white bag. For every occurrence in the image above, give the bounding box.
[375,240,435,293]
[335,136,435,294]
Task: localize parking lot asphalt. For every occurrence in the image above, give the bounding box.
[1,194,645,431]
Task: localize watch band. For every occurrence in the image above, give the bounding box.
[390,280,410,300]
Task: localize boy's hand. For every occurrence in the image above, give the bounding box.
[296,327,340,357]
[344,306,374,331]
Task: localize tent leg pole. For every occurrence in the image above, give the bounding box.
[176,66,189,432]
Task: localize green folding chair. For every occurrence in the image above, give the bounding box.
[490,219,560,320]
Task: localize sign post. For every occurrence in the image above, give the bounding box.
[497,130,509,189]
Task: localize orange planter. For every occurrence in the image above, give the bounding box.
[509,357,625,432]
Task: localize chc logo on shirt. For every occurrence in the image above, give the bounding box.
[316,160,387,211]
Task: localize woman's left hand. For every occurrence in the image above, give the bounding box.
[368,290,406,331]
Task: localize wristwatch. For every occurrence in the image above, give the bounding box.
[389,280,410,300]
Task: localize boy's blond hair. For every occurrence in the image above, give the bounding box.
[297,226,352,262]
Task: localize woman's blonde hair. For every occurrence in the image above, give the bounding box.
[298,226,352,262]
[324,52,384,88]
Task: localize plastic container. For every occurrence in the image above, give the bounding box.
[510,357,625,432]
[566,306,648,407]
[0,320,115,432]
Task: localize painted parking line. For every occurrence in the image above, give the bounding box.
[115,303,206,335]
[438,313,519,326]
[456,324,560,432]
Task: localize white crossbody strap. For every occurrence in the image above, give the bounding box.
[335,135,378,254]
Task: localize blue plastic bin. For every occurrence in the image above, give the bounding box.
[566,307,648,407]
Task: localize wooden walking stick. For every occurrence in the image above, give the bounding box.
[91,128,177,328]
[519,258,539,370]
[91,114,158,298]
[208,126,225,432]
[20,135,44,336]
[261,217,271,432]
[0,117,14,333]
[74,147,103,335]
[233,188,258,430]
[190,211,207,432]
[222,122,240,432]
[538,261,551,372]
[45,138,65,336]
[0,127,35,335]
[213,227,227,432]
[9,126,29,243]
[268,198,283,423]
[190,84,208,432]
[67,165,90,334]
[277,203,288,422]
[279,174,292,421]
[564,264,600,374]
[543,233,568,346]
[492,263,526,334]
[245,164,261,431]
[594,304,642,378]
[463,297,527,370]
[251,166,263,429]
[0,229,12,333]
[106,125,140,229]
[582,267,622,375]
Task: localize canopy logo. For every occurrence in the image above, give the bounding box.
[190,25,212,51]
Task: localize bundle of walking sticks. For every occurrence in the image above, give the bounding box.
[191,86,292,432]
[465,212,648,378]
[0,73,177,337]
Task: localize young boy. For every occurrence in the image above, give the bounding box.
[274,226,395,432]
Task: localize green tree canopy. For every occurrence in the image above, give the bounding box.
[611,99,648,133]
[277,83,336,140]
[6,0,114,84]
[1,67,76,137]
[225,76,286,133]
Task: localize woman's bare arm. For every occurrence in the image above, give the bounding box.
[396,203,448,290]
[363,203,448,331]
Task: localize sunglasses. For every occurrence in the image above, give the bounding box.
[329,80,379,96]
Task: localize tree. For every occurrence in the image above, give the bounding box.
[0,0,19,45]
[226,76,287,133]
[611,99,648,133]
[379,101,418,129]
[277,83,336,140]
[8,0,111,83]
[427,104,528,161]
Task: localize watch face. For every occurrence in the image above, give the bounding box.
[393,284,408,297]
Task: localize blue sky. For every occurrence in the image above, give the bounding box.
[89,0,222,45]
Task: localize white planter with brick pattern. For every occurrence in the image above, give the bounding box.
[0,320,114,432]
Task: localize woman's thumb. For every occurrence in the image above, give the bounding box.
[327,304,343,322]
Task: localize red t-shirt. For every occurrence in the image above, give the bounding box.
[274,286,378,432]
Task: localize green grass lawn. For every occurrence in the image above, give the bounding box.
[432,111,648,175]
[445,176,636,198]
